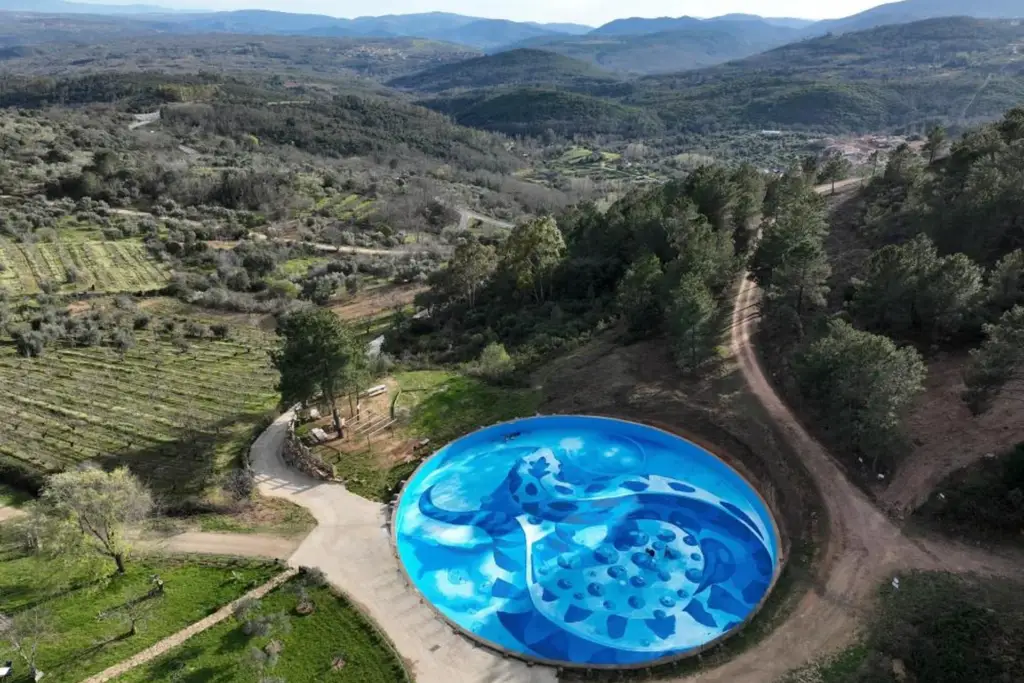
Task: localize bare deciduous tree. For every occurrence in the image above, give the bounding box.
[0,608,53,680]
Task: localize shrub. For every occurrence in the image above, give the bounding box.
[471,342,514,382]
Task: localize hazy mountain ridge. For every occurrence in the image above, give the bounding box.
[2,0,1023,72]
[632,17,1024,132]
[496,20,804,74]
[811,0,1024,35]
[0,0,176,13]
[412,18,1024,138]
[387,49,623,93]
[0,6,592,50]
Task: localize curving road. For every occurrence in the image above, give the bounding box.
[677,234,1024,682]
[250,411,556,683]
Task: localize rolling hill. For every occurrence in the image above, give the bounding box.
[590,15,801,38]
[419,18,1024,138]
[715,14,816,29]
[387,49,623,93]
[498,20,803,74]
[422,87,664,137]
[0,8,590,51]
[631,17,1024,133]
[0,32,479,81]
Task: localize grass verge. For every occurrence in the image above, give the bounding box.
[193,497,318,537]
[327,370,541,502]
[117,575,408,682]
[0,537,279,683]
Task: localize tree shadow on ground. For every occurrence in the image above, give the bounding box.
[95,410,273,505]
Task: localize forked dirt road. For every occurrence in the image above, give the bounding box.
[683,272,1024,683]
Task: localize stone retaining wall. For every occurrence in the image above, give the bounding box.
[283,423,334,480]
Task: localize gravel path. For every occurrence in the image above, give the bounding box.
[80,568,298,683]
[139,531,301,560]
[250,411,557,683]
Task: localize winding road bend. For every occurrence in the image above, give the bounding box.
[686,264,1024,683]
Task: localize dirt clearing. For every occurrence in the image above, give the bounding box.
[881,353,1024,516]
[332,283,426,321]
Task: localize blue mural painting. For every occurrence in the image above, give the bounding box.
[393,415,780,667]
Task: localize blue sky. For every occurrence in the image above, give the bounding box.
[89,0,895,25]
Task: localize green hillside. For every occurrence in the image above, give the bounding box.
[424,87,664,137]
[404,18,1024,138]
[0,32,480,81]
[387,49,623,93]
[631,17,1024,133]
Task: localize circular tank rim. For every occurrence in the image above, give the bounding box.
[389,414,786,671]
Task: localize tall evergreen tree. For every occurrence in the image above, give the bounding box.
[667,274,718,372]
[273,309,363,434]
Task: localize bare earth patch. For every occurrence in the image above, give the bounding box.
[880,353,1024,516]
[331,283,426,321]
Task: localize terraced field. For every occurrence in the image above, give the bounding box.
[0,238,170,295]
[0,330,278,493]
[306,192,376,221]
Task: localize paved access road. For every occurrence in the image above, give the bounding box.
[250,412,557,683]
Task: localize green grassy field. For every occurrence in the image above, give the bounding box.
[0,238,170,295]
[278,256,329,277]
[0,330,278,494]
[118,577,408,683]
[300,192,377,222]
[321,370,541,502]
[402,371,542,444]
[0,540,279,683]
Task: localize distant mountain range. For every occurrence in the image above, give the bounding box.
[813,0,1023,34]
[505,18,805,74]
[162,11,591,50]
[0,4,592,50]
[0,0,1022,70]
[414,17,1024,138]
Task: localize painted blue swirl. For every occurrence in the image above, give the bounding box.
[394,416,780,667]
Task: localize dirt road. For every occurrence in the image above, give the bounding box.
[0,506,24,523]
[679,270,1024,682]
[139,531,301,560]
